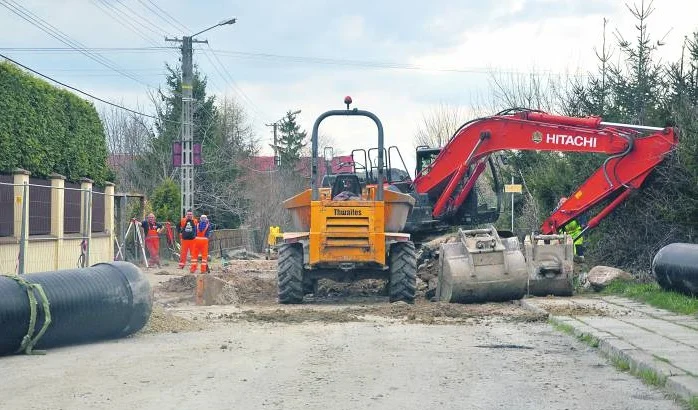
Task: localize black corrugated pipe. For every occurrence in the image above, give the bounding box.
[652,243,698,296]
[0,262,152,356]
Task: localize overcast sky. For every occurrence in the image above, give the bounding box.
[1,0,696,173]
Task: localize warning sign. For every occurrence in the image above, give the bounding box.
[504,184,522,194]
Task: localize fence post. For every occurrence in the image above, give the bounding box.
[50,173,66,270]
[104,182,115,261]
[13,169,30,275]
[80,178,93,267]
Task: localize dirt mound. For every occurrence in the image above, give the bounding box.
[218,273,277,304]
[211,300,547,325]
[361,300,548,324]
[140,306,202,334]
[222,308,364,324]
[159,275,197,293]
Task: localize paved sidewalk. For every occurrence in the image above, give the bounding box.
[522,296,698,403]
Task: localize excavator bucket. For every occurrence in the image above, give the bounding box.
[525,234,574,296]
[435,226,528,303]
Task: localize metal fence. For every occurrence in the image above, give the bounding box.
[0,175,114,275]
[114,225,261,267]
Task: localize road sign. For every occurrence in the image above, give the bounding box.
[504,184,522,193]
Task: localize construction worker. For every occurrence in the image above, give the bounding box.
[141,213,164,267]
[178,209,199,271]
[557,197,585,261]
[192,214,212,273]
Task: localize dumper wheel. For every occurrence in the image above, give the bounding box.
[278,244,304,304]
[389,241,417,304]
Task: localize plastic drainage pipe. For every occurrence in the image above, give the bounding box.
[652,243,698,296]
[0,262,152,356]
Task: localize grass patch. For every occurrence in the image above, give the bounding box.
[688,396,698,410]
[578,333,600,348]
[602,280,698,315]
[636,368,666,387]
[611,356,631,372]
[551,320,575,335]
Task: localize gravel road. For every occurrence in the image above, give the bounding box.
[1,310,682,410]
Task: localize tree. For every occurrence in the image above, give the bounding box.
[101,106,154,192]
[149,178,180,223]
[276,110,307,169]
[413,103,466,148]
[196,96,259,228]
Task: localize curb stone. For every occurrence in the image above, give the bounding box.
[520,298,698,402]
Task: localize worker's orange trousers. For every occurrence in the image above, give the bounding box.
[145,236,160,266]
[179,239,196,272]
[192,237,209,273]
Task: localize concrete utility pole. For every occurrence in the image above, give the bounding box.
[265,122,279,167]
[166,18,236,216]
[266,110,300,169]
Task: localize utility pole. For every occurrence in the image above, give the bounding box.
[265,122,279,167]
[266,110,300,169]
[166,18,237,216]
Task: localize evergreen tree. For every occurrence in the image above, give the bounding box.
[276,110,307,169]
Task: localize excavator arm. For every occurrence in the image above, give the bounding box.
[412,111,678,235]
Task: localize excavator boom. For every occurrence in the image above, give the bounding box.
[412,110,678,303]
[413,111,678,235]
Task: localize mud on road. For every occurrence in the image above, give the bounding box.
[149,260,547,330]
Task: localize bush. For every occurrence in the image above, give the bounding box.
[0,61,111,184]
[150,179,180,223]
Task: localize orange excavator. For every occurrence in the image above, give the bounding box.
[400,109,678,302]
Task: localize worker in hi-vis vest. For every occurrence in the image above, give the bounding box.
[178,209,199,272]
[192,214,212,273]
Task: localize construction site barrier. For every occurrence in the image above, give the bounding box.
[0,262,152,356]
[652,243,698,296]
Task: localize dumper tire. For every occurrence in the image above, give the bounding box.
[277,244,304,304]
[389,241,417,304]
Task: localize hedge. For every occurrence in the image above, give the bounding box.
[0,61,110,184]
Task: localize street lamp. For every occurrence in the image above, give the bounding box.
[191,17,237,38]
[166,17,237,217]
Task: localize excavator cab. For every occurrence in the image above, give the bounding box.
[405,147,502,239]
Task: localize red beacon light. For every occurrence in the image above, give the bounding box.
[344,95,352,109]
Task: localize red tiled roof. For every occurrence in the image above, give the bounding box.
[107,153,138,169]
[244,155,354,176]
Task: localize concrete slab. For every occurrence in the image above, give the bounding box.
[620,317,698,349]
[627,350,687,378]
[577,316,690,352]
[536,297,698,406]
[667,375,698,401]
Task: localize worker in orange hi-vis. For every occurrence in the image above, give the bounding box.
[141,213,164,267]
[193,214,212,273]
[178,209,199,271]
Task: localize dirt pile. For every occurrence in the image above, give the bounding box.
[140,306,202,334]
[159,275,197,293]
[213,300,547,325]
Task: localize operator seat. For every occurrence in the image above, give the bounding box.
[331,174,362,199]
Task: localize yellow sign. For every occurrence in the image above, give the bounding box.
[504,184,522,193]
[15,196,22,204]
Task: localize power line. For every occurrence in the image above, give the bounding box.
[0,0,155,87]
[200,44,271,121]
[138,0,190,33]
[90,0,162,47]
[0,53,163,120]
[0,47,175,53]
